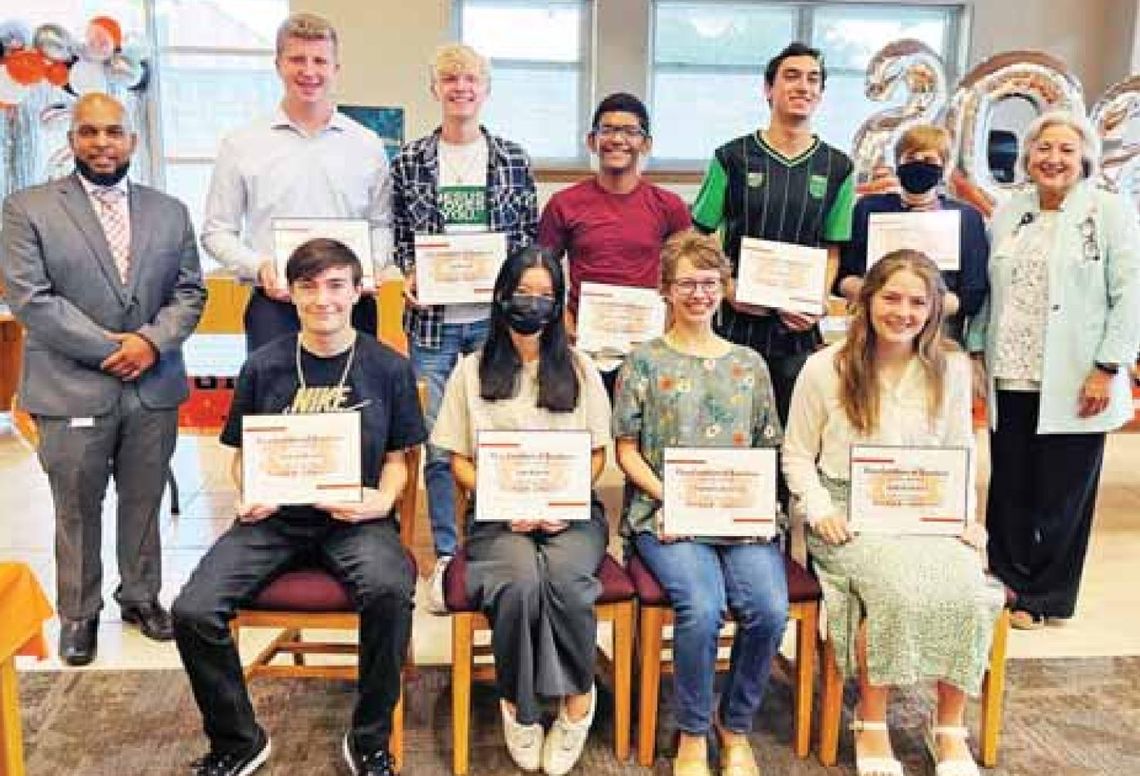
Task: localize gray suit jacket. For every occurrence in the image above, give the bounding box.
[0,174,207,416]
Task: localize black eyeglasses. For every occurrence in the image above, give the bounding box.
[593,125,647,140]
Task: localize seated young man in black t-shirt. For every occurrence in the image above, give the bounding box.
[172,238,426,776]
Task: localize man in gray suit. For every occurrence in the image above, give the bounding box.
[0,93,206,665]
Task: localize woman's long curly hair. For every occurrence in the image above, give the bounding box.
[835,249,958,434]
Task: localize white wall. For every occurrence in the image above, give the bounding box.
[299,0,1138,149]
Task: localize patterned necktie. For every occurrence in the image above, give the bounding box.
[93,187,130,283]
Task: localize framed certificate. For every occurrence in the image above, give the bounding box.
[867,210,961,271]
[272,218,374,287]
[848,445,970,535]
[735,237,827,315]
[662,448,778,539]
[414,232,507,306]
[241,413,362,506]
[475,429,593,522]
[576,282,666,356]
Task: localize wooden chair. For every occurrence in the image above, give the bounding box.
[817,591,1013,768]
[445,485,636,776]
[627,552,822,766]
[229,440,423,771]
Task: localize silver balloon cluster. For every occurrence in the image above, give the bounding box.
[0,17,151,105]
[851,42,1140,215]
[850,39,948,187]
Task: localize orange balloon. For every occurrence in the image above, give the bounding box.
[45,60,70,87]
[89,16,123,49]
[5,50,47,86]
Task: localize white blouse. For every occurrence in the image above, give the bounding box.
[781,343,976,526]
[990,211,1056,388]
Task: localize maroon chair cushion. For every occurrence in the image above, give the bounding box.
[248,550,417,613]
[444,548,634,613]
[628,552,821,607]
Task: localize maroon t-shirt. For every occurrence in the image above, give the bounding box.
[538,178,692,313]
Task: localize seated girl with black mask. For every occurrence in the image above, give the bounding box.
[431,246,612,776]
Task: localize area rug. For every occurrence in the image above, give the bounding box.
[17,657,1140,774]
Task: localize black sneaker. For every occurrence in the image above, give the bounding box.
[189,730,271,776]
[343,733,398,776]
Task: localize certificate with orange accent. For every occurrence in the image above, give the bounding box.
[867,210,961,271]
[848,445,970,535]
[475,430,593,522]
[241,413,362,506]
[735,237,827,315]
[272,218,374,288]
[576,282,667,356]
[414,232,507,305]
[662,448,778,538]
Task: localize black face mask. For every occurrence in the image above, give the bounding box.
[75,159,131,187]
[897,160,943,195]
[503,294,556,336]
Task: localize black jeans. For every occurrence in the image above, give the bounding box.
[172,515,413,755]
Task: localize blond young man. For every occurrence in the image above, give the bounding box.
[391,44,538,613]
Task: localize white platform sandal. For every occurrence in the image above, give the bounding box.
[924,722,981,776]
[850,719,903,776]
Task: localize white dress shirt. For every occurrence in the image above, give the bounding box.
[77,173,131,239]
[201,107,392,281]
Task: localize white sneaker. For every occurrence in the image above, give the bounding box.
[501,699,544,772]
[541,685,595,776]
[426,555,452,615]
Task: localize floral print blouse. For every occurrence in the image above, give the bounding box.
[612,337,782,537]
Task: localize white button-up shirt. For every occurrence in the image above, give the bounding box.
[201,107,392,281]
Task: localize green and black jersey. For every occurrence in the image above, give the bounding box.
[692,132,855,357]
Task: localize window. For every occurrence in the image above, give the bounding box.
[455,0,591,161]
[652,1,964,163]
[153,0,289,237]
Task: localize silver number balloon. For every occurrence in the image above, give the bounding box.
[943,50,1086,211]
[1089,75,1140,208]
[850,39,948,186]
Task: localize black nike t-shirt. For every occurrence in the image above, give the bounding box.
[221,333,427,522]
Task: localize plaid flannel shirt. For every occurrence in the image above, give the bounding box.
[391,127,538,348]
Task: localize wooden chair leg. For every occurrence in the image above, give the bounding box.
[980,607,1010,768]
[818,637,843,767]
[792,603,818,759]
[391,683,404,772]
[611,600,634,762]
[636,605,665,768]
[452,613,475,776]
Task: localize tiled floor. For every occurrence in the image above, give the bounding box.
[3,415,1140,673]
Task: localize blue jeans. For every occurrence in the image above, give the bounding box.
[410,319,491,557]
[633,534,789,735]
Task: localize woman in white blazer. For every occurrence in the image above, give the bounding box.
[967,110,1140,629]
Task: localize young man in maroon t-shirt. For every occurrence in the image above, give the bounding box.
[538,92,692,396]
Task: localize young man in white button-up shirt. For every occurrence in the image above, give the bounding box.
[201,12,392,353]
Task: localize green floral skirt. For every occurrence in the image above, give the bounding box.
[808,476,1005,694]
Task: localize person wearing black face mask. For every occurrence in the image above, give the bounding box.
[502,292,557,336]
[431,246,613,775]
[835,125,990,343]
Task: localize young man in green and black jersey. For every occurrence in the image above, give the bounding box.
[692,41,855,425]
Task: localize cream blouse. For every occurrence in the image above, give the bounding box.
[781,342,976,526]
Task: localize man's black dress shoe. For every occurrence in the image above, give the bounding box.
[121,601,174,641]
[59,618,98,666]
